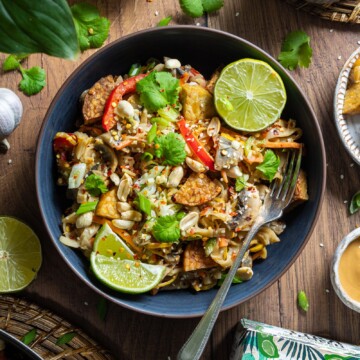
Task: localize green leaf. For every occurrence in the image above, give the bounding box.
[19,66,46,96]
[202,0,224,12]
[0,0,79,59]
[96,297,108,321]
[278,31,312,70]
[297,290,309,312]
[76,201,98,215]
[217,273,243,286]
[349,191,360,214]
[157,16,172,27]
[56,332,76,345]
[21,328,37,345]
[128,63,142,76]
[137,193,152,216]
[204,237,217,256]
[256,150,280,181]
[136,71,180,112]
[147,123,157,144]
[180,0,204,17]
[235,175,248,192]
[71,3,110,52]
[153,133,186,166]
[2,53,28,72]
[85,174,108,197]
[152,215,180,243]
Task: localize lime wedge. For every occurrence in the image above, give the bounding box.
[0,217,42,293]
[90,254,166,294]
[93,223,134,260]
[214,58,287,132]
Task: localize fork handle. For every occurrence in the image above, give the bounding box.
[177,220,263,360]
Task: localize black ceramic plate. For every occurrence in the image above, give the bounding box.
[36,26,326,318]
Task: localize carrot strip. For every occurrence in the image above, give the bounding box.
[261,141,303,149]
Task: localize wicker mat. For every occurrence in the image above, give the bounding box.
[284,0,360,24]
[0,296,114,360]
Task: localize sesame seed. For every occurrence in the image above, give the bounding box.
[340,174,344,179]
[154,10,159,16]
[111,102,117,108]
[325,289,330,293]
[319,243,324,247]
[344,200,348,204]
[350,163,355,167]
[235,12,239,16]
[7,159,12,164]
[196,22,201,26]
[337,55,342,60]
[358,40,360,45]
[329,29,334,33]
[84,301,89,306]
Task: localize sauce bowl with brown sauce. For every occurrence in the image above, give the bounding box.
[331,228,360,313]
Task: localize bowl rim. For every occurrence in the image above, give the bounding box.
[333,47,360,166]
[35,25,327,318]
[331,227,360,313]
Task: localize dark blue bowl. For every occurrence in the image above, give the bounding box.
[36,26,326,318]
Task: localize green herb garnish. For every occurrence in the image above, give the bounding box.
[76,201,98,215]
[56,332,76,345]
[128,63,142,76]
[297,290,309,312]
[256,150,280,181]
[278,31,312,71]
[179,0,224,18]
[147,123,158,144]
[71,3,110,52]
[2,54,28,72]
[204,238,217,257]
[217,273,243,286]
[235,175,248,192]
[85,174,108,196]
[154,133,186,166]
[21,329,37,345]
[157,16,172,27]
[136,71,180,112]
[19,66,46,96]
[349,191,360,214]
[152,215,181,243]
[136,193,152,216]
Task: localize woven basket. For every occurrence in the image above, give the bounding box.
[284,0,360,24]
[0,296,114,360]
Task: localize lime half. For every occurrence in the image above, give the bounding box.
[0,217,42,293]
[214,58,287,132]
[90,254,166,294]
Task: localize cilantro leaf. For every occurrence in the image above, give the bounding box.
[147,123,157,144]
[256,150,280,181]
[157,16,172,27]
[76,201,98,215]
[202,0,224,12]
[152,215,181,243]
[235,175,248,192]
[154,133,186,166]
[349,191,360,214]
[217,273,243,286]
[278,31,312,70]
[85,174,108,196]
[297,290,309,312]
[21,329,37,345]
[56,332,76,345]
[71,3,110,52]
[19,66,46,96]
[136,71,180,112]
[180,0,204,17]
[2,54,28,72]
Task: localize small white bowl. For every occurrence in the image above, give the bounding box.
[331,228,360,313]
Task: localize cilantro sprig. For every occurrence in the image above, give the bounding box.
[256,150,280,181]
[71,3,110,52]
[152,215,181,243]
[136,71,180,112]
[278,31,312,71]
[180,0,224,18]
[154,133,186,166]
[349,191,360,214]
[157,16,172,27]
[85,174,108,196]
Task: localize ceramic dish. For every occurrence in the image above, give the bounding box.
[331,228,360,313]
[334,47,360,165]
[36,26,326,318]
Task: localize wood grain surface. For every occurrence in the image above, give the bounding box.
[1,1,360,359]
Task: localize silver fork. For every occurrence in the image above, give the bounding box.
[177,147,303,360]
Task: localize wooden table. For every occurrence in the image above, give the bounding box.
[1,1,360,359]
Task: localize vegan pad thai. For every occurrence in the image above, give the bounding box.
[53,57,308,294]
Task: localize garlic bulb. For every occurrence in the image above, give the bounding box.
[0,88,23,141]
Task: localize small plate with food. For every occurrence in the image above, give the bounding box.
[334,47,360,165]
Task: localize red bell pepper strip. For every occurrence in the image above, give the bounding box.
[53,132,77,153]
[177,118,215,171]
[102,74,147,131]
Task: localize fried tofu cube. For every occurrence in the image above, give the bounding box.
[183,241,217,272]
[95,188,121,219]
[180,84,217,123]
[343,82,360,115]
[293,170,309,203]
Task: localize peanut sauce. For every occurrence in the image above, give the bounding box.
[338,238,360,302]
